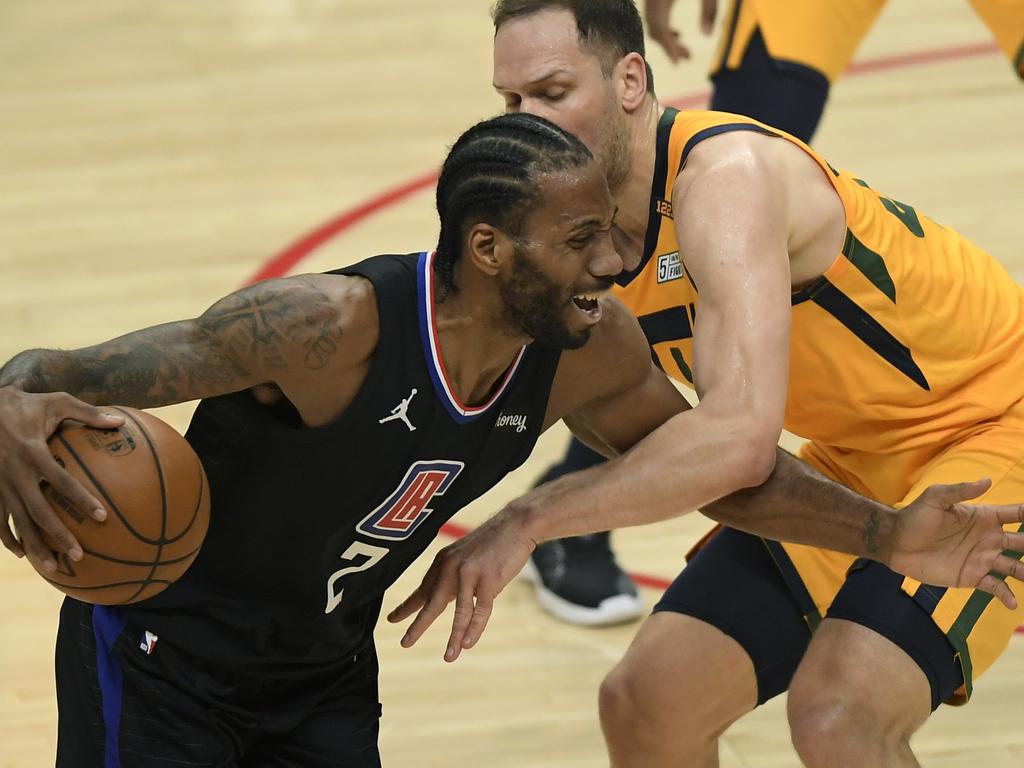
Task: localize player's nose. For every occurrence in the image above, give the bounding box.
[589,235,624,280]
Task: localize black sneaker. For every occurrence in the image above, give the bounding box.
[521,531,645,626]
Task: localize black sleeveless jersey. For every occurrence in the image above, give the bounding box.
[125,252,562,675]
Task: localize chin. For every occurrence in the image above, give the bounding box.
[537,326,591,351]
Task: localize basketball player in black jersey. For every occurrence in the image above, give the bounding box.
[1,112,1023,767]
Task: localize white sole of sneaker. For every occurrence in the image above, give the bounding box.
[519,558,647,627]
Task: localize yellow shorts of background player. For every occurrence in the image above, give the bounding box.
[970,0,1024,78]
[712,0,1024,84]
[779,396,1024,704]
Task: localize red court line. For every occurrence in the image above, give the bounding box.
[244,170,439,285]
[846,40,997,75]
[243,38,1019,617]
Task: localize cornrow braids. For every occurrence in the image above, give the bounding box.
[433,112,593,297]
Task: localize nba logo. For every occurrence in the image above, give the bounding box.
[357,460,464,541]
[139,630,158,655]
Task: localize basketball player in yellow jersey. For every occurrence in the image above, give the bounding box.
[394,2,1024,766]
[648,0,1024,96]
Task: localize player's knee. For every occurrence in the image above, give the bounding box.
[599,662,715,754]
[598,663,674,750]
[787,676,908,766]
[598,664,643,737]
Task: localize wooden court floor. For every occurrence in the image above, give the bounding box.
[1,1,1022,765]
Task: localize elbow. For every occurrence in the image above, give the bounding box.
[729,436,777,489]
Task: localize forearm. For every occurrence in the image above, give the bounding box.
[517,407,764,543]
[703,448,898,562]
[0,321,244,408]
[0,275,353,409]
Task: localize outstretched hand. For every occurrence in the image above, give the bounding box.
[0,388,123,571]
[890,478,1024,610]
[387,508,537,662]
[644,0,717,64]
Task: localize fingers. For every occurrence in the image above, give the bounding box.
[992,504,1024,526]
[654,30,690,63]
[992,553,1024,583]
[21,481,83,563]
[0,493,25,558]
[8,494,60,573]
[460,595,493,653]
[397,569,457,650]
[44,462,107,522]
[47,393,124,432]
[386,588,426,625]
[924,478,992,507]
[975,573,1017,611]
[444,577,480,662]
[644,0,689,63]
[700,0,718,34]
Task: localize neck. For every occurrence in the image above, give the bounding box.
[610,98,662,271]
[431,271,529,407]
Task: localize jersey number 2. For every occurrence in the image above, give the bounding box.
[325,541,389,614]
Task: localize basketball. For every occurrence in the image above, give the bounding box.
[26,406,211,605]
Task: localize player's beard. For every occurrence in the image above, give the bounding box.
[595,100,631,193]
[499,245,592,350]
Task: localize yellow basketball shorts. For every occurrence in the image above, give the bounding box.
[786,409,1024,702]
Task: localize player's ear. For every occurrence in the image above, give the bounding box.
[465,222,506,278]
[617,52,648,112]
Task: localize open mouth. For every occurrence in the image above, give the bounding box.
[571,289,609,322]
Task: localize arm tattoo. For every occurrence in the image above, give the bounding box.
[0,277,346,407]
[197,278,344,373]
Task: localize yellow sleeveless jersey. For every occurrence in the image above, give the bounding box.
[612,108,1024,458]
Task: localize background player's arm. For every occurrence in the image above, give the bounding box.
[0,273,376,569]
[644,0,717,63]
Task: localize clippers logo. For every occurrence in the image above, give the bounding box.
[356,460,464,541]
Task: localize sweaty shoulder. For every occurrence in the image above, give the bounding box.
[671,129,843,282]
[544,296,653,427]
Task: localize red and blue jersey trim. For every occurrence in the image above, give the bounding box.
[417,251,527,423]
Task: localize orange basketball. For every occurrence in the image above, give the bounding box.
[26,406,211,605]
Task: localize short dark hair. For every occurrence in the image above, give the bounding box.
[492,0,654,93]
[434,113,593,297]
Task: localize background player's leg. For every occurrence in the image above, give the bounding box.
[710,27,829,144]
[523,437,643,625]
[968,0,1024,79]
[599,528,810,767]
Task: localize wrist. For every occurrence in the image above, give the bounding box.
[498,498,547,550]
[865,504,900,566]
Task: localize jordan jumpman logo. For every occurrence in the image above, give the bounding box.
[378,388,417,432]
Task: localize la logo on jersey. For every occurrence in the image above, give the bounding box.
[356,460,464,541]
